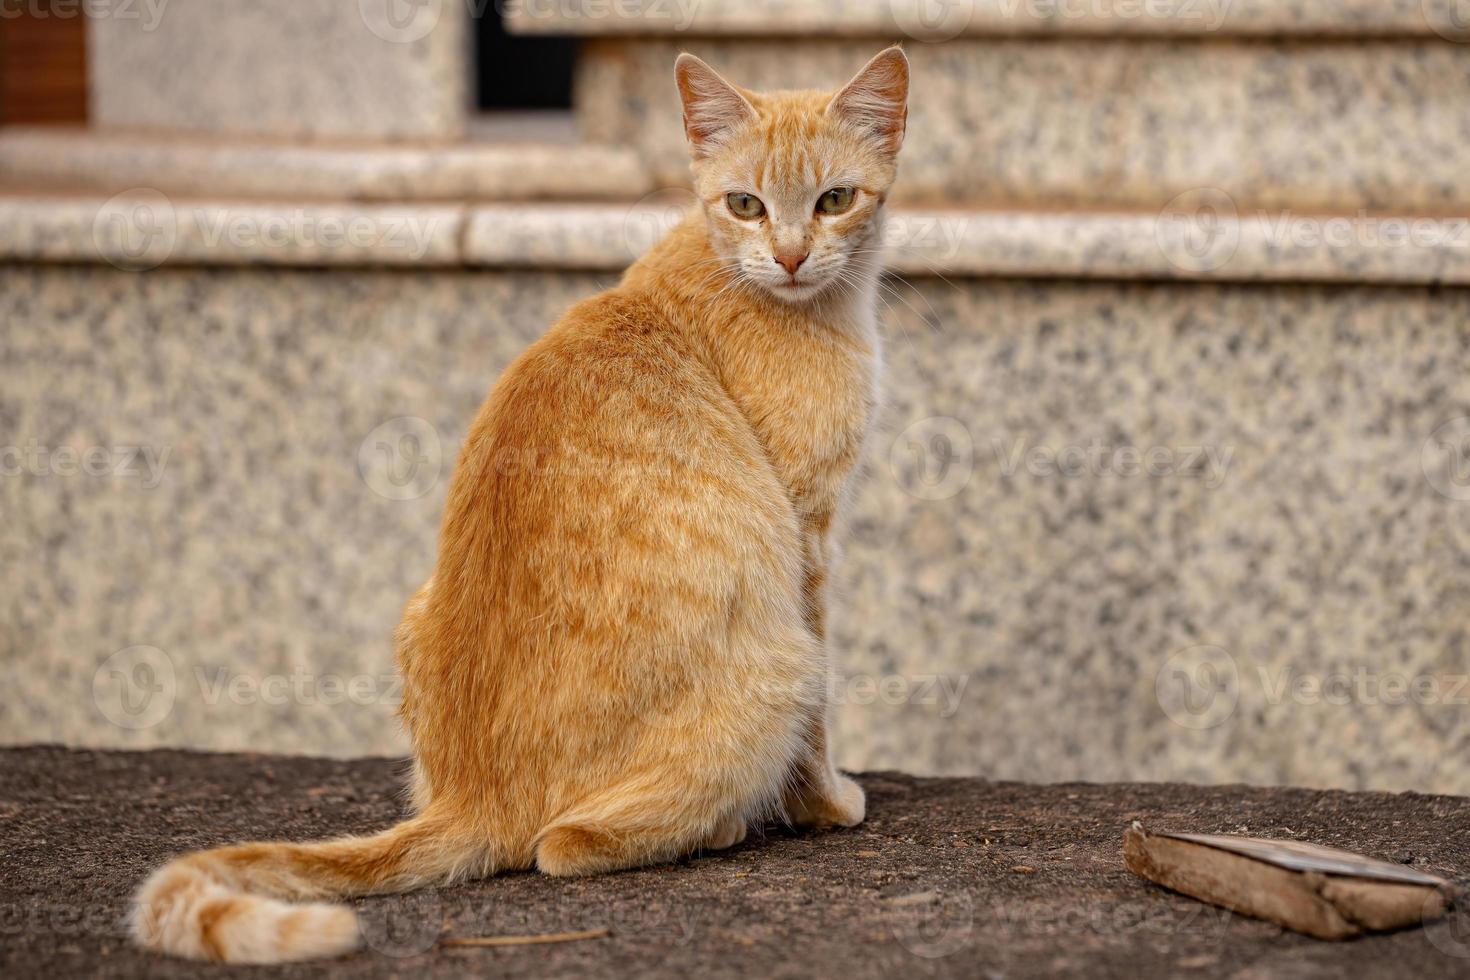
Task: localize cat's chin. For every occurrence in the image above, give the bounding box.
[760,278,828,305]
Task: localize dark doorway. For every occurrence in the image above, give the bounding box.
[475,6,576,110]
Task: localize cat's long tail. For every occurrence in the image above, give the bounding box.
[129,809,487,964]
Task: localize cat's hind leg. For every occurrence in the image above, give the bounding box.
[782,706,866,830]
[534,632,814,876]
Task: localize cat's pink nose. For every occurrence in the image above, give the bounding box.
[774,251,808,276]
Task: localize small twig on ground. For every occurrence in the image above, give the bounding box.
[440,927,612,949]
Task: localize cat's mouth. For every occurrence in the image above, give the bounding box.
[767,278,824,302]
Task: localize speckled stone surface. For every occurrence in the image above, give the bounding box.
[89,0,467,140]
[0,196,466,268]
[3,264,1469,794]
[7,196,1470,283]
[508,0,1456,37]
[0,130,653,202]
[576,37,1470,210]
[461,202,1470,284]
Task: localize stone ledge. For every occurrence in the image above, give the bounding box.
[0,129,653,203]
[4,195,1469,285]
[506,0,1461,38]
[4,747,1468,978]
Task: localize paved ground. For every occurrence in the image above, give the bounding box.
[3,747,1469,979]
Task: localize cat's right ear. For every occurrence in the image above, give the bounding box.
[675,54,756,159]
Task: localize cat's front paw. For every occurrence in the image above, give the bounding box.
[787,773,865,830]
[701,814,749,852]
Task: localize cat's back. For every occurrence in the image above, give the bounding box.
[442,283,789,560]
[490,285,722,450]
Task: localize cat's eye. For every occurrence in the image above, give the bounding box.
[816,186,856,215]
[726,192,766,220]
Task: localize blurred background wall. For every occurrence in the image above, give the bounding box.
[2,0,1469,794]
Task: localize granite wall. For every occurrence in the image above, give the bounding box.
[576,36,1470,211]
[89,0,467,139]
[3,264,1468,794]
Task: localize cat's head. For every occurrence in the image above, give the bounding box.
[674,47,909,304]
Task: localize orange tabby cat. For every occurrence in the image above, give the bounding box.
[131,46,908,963]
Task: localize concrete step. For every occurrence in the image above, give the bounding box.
[503,5,1470,211]
[506,0,1465,39]
[0,129,652,203]
[6,193,1468,286]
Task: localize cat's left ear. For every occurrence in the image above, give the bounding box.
[826,46,909,157]
[675,53,757,159]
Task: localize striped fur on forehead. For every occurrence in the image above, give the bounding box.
[699,87,898,205]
